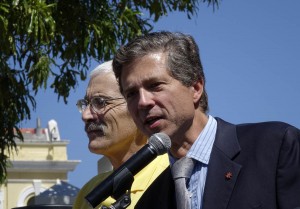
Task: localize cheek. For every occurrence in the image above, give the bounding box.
[164,91,195,117]
[112,113,140,141]
[126,101,138,117]
[110,107,135,127]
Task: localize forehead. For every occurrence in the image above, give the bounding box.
[121,53,169,87]
[86,72,122,97]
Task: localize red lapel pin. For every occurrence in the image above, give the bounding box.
[225,172,233,180]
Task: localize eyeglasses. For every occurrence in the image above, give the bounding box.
[76,97,124,113]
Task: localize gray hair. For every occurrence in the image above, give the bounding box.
[90,60,113,77]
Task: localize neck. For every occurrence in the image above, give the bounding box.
[109,135,147,170]
[170,112,208,158]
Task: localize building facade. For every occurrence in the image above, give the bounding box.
[0,119,80,209]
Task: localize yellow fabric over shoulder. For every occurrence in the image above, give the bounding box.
[73,154,169,209]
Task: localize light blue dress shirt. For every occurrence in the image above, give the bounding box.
[186,115,217,209]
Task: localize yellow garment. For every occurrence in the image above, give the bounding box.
[73,154,169,209]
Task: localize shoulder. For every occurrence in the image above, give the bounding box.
[84,171,113,190]
[73,171,113,209]
[216,117,299,139]
[134,153,169,182]
[155,153,170,167]
[215,117,300,153]
[237,120,297,131]
[237,121,300,143]
[76,172,113,200]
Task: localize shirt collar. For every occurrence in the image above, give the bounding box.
[186,115,217,165]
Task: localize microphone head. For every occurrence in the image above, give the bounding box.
[148,132,171,155]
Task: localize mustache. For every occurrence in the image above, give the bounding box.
[85,122,105,133]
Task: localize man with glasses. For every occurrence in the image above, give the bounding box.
[73,60,169,209]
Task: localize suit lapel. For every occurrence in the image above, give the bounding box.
[202,118,242,209]
[135,167,176,209]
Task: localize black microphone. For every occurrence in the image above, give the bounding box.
[85,132,171,208]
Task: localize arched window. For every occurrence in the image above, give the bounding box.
[17,186,46,207]
[26,196,36,206]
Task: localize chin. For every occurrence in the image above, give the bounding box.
[89,146,108,155]
[89,149,103,155]
[89,140,110,152]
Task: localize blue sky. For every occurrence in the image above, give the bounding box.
[23,0,300,188]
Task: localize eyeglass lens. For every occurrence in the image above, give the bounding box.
[77,97,124,113]
[90,97,106,110]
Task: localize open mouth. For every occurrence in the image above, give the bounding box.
[144,116,163,127]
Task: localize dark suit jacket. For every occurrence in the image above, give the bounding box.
[136,118,300,209]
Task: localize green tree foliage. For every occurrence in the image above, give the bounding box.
[0,0,219,183]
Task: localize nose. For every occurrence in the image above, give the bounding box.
[137,89,154,109]
[82,105,96,122]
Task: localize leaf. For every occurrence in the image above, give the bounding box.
[0,0,220,184]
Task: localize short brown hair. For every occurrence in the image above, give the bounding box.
[113,31,208,113]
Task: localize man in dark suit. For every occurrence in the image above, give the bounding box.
[112,31,300,209]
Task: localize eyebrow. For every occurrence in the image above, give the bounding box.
[122,85,135,95]
[84,94,106,100]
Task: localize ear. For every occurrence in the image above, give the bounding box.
[190,79,204,104]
